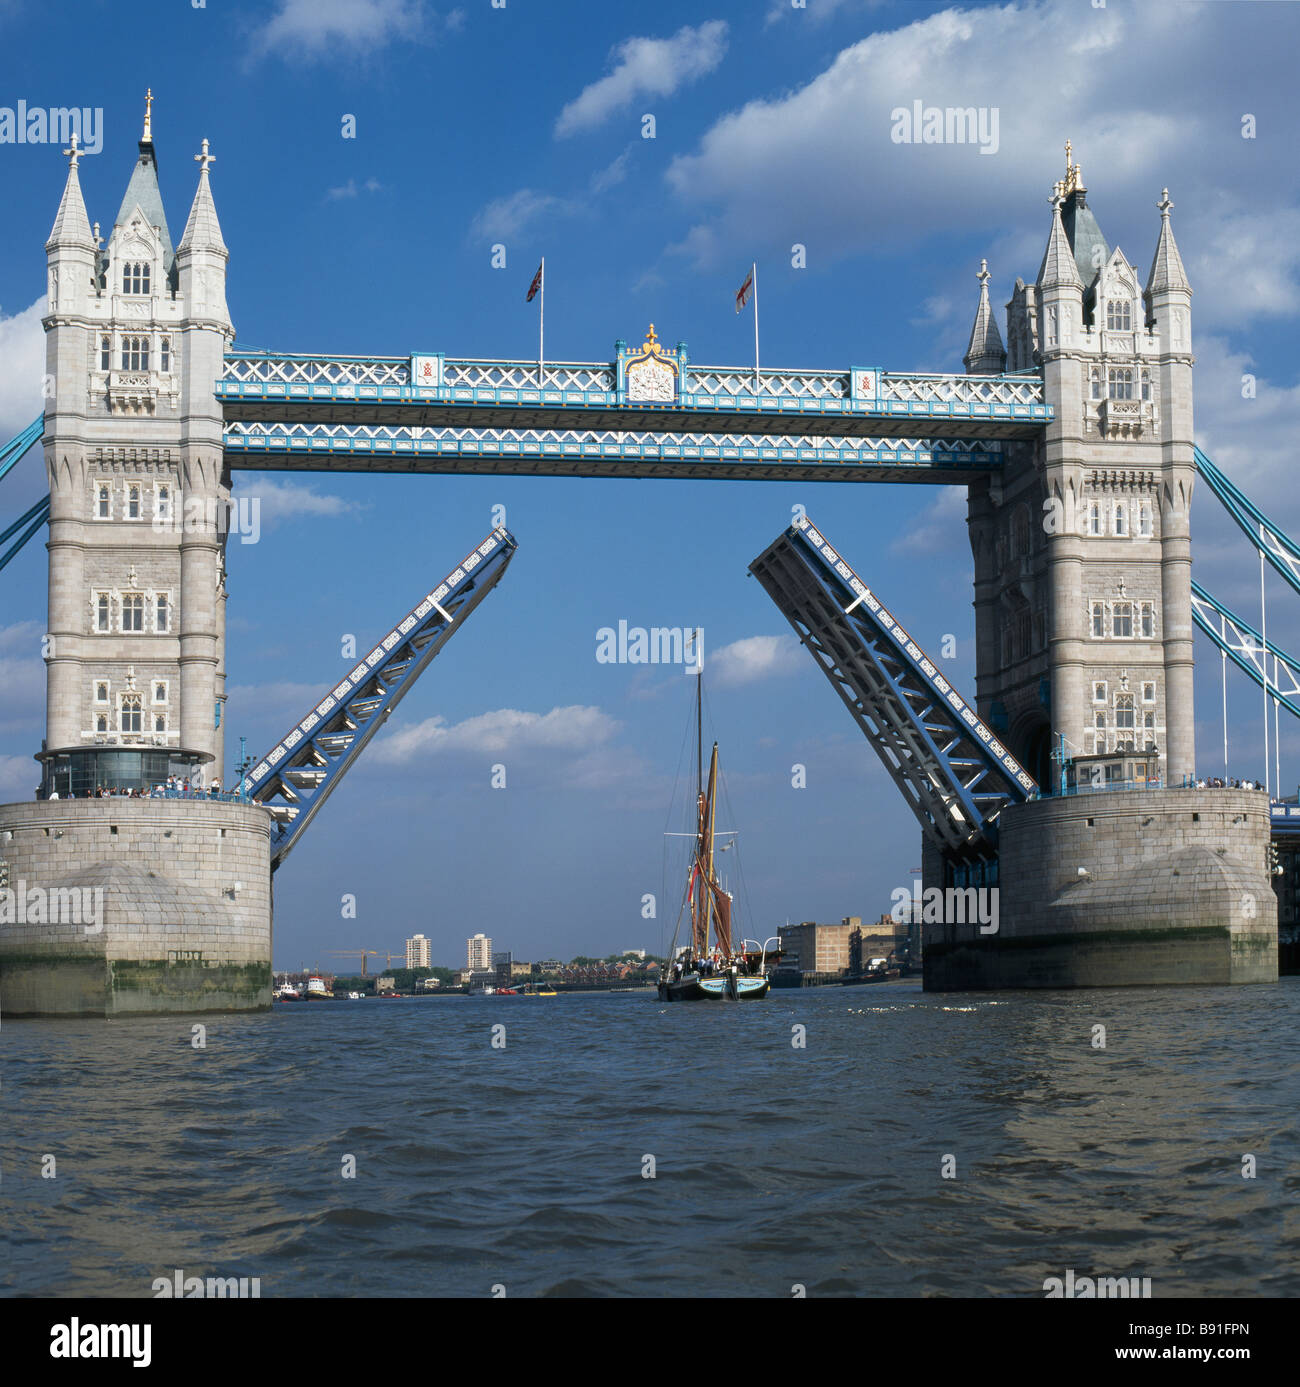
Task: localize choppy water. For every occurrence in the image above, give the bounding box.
[2,980,1297,1298]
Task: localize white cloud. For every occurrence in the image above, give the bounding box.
[249,0,439,61]
[765,0,887,25]
[231,477,362,526]
[555,21,729,138]
[374,704,621,761]
[590,148,633,196]
[661,0,1300,308]
[892,485,967,554]
[326,178,384,201]
[709,634,803,688]
[469,189,571,243]
[0,298,45,442]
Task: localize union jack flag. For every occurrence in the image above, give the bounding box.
[526,261,544,303]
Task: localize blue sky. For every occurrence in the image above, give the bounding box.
[2,0,1300,970]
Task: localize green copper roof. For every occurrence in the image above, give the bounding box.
[1061,189,1109,290]
[114,139,175,274]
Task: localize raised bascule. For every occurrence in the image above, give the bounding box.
[0,108,1284,1011]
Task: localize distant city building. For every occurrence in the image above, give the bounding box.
[779,916,906,974]
[492,950,513,985]
[375,975,396,991]
[623,949,646,960]
[467,933,492,971]
[406,933,431,969]
[537,958,562,972]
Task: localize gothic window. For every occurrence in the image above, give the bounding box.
[1112,602,1133,638]
[1088,502,1101,536]
[1092,603,1105,638]
[122,262,149,294]
[128,485,140,519]
[156,594,169,632]
[95,681,109,702]
[122,594,144,632]
[1140,603,1155,638]
[97,484,110,519]
[1143,711,1156,744]
[121,336,150,370]
[1142,681,1156,703]
[155,714,166,733]
[1113,502,1127,536]
[1090,367,1101,401]
[96,593,110,632]
[1116,694,1136,731]
[1140,369,1151,402]
[1107,367,1134,400]
[1138,501,1153,537]
[160,337,170,372]
[1093,681,1107,703]
[156,485,171,521]
[153,681,167,703]
[1106,299,1132,331]
[100,335,111,370]
[120,695,142,734]
[96,714,108,733]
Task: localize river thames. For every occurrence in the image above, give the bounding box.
[2,980,1296,1298]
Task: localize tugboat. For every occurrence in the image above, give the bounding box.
[658,671,777,1002]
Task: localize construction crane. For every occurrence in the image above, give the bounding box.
[327,949,381,976]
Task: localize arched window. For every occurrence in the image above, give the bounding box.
[1112,602,1133,638]
[156,594,169,632]
[156,485,170,521]
[96,593,110,631]
[122,594,144,632]
[1107,368,1134,400]
[1140,602,1155,638]
[121,337,149,370]
[1138,502,1153,537]
[160,337,170,372]
[1106,299,1132,331]
[1115,694,1136,750]
[96,714,108,733]
[1088,502,1101,536]
[122,262,148,294]
[1113,502,1127,536]
[97,484,110,519]
[100,336,111,371]
[120,695,142,734]
[155,713,166,733]
[1091,602,1105,638]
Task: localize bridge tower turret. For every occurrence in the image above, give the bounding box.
[968,146,1196,793]
[37,95,234,798]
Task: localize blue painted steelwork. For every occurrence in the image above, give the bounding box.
[0,495,49,574]
[244,527,517,869]
[750,515,1036,862]
[1195,446,1300,598]
[1190,579,1300,720]
[0,416,43,485]
[1270,804,1300,835]
[222,422,1003,480]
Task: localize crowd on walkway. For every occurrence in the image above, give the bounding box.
[1192,776,1265,790]
[46,777,247,802]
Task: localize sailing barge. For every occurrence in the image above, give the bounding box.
[658,675,778,1002]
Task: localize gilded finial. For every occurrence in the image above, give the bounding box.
[143,87,153,143]
[1062,138,1083,196]
[646,323,659,345]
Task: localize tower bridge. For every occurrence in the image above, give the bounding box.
[0,106,1283,1012]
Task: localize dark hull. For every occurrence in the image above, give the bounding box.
[839,969,902,986]
[657,975,770,1001]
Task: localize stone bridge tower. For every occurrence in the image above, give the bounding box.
[964,145,1196,793]
[40,95,233,797]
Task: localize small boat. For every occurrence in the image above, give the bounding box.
[658,672,778,1002]
[347,991,363,999]
[840,957,901,986]
[274,983,300,1001]
[520,981,557,996]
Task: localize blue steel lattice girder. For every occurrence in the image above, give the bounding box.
[246,526,517,868]
[749,515,1035,861]
[1190,578,1300,720]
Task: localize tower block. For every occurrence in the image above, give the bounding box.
[925,147,1276,989]
[0,100,270,1016]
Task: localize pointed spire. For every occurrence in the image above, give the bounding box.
[178,138,227,255]
[1037,192,1082,292]
[964,259,1006,374]
[142,88,154,144]
[47,134,95,249]
[1145,187,1191,297]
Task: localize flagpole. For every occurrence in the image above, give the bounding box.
[539,256,545,387]
[751,261,759,393]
